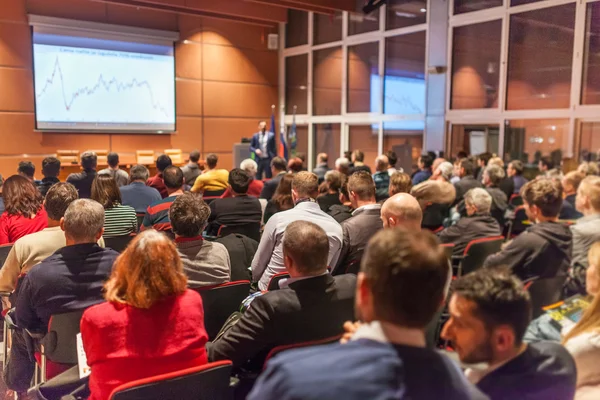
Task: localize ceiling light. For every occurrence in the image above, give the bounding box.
[182,40,191,44]
[420,8,427,13]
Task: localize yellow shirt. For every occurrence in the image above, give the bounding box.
[191,169,229,193]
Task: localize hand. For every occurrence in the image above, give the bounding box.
[340,320,362,344]
[255,149,263,157]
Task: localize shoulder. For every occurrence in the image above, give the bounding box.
[202,240,228,255]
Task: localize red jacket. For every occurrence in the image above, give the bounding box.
[221,179,264,198]
[146,174,168,199]
[81,290,209,400]
[0,208,48,245]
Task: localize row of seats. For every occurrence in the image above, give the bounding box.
[57,149,186,165]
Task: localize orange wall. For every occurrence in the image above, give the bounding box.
[0,0,278,178]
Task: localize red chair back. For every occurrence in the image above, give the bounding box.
[267,272,291,291]
[461,236,504,276]
[263,335,342,370]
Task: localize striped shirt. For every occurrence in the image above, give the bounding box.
[103,204,137,238]
[141,194,179,232]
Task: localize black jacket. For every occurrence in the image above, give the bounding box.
[328,204,353,224]
[260,172,285,201]
[317,193,341,213]
[208,273,356,369]
[207,196,262,236]
[454,176,483,204]
[499,176,515,200]
[484,221,572,281]
[486,187,508,228]
[66,169,97,199]
[215,233,258,281]
[438,213,501,256]
[36,177,60,197]
[560,196,583,220]
[477,341,576,400]
[422,203,450,231]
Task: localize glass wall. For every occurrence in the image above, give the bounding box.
[349,125,379,169]
[286,9,308,48]
[313,12,343,45]
[582,3,600,105]
[313,124,341,167]
[285,55,308,115]
[313,47,342,116]
[454,0,502,15]
[347,42,379,113]
[386,0,427,30]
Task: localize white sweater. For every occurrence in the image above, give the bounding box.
[565,331,600,400]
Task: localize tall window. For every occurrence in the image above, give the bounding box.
[348,42,379,113]
[582,2,600,105]
[286,55,308,115]
[286,10,308,48]
[313,47,343,115]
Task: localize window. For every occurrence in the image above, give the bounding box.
[504,119,569,169]
[348,42,379,113]
[506,4,576,110]
[451,21,502,109]
[454,0,502,14]
[286,55,308,115]
[449,124,500,159]
[286,9,308,48]
[313,123,341,166]
[384,32,426,115]
[313,12,342,45]
[511,0,543,6]
[582,3,600,105]
[348,11,379,36]
[579,122,600,162]
[383,123,423,173]
[386,0,427,30]
[313,47,343,115]
[348,125,379,169]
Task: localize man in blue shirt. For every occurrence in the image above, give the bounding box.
[121,164,162,214]
[250,120,276,180]
[412,153,433,185]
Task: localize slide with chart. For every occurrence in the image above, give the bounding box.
[33,33,175,133]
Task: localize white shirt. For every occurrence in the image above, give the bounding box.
[259,132,269,158]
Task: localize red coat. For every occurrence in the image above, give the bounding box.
[0,208,48,245]
[81,290,209,400]
[220,179,264,198]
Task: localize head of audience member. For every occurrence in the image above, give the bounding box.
[488,157,504,168]
[107,152,120,169]
[432,158,446,174]
[258,120,267,133]
[375,155,389,173]
[129,164,150,183]
[91,175,121,209]
[576,176,600,216]
[357,228,450,334]
[163,166,184,195]
[61,199,105,246]
[389,172,413,196]
[464,188,492,217]
[44,182,78,226]
[156,154,172,173]
[483,164,505,188]
[228,168,251,196]
[3,175,43,218]
[240,158,258,179]
[507,160,524,178]
[296,153,307,169]
[386,151,398,169]
[521,177,563,223]
[578,161,599,177]
[562,171,585,197]
[271,157,287,177]
[104,230,187,309]
[411,180,456,208]
[316,153,328,166]
[348,171,377,209]
[442,268,531,366]
[433,161,454,182]
[189,150,200,165]
[538,156,554,173]
[287,157,303,173]
[291,172,319,203]
[477,152,492,169]
[81,151,98,171]
[170,192,210,239]
[42,157,61,180]
[339,179,351,206]
[206,153,219,170]
[17,161,35,181]
[458,159,475,179]
[352,150,365,165]
[325,170,344,195]
[418,154,433,171]
[380,193,423,230]
[457,150,468,159]
[283,221,329,279]
[272,174,295,211]
[335,157,350,175]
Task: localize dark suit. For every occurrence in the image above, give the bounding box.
[453,176,483,205]
[260,172,286,201]
[207,196,263,236]
[66,169,97,199]
[207,273,356,369]
[438,213,501,256]
[215,234,258,281]
[313,163,330,183]
[250,131,276,179]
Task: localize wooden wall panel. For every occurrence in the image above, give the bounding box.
[203,81,277,118]
[200,18,276,51]
[203,118,258,152]
[171,116,203,151]
[26,0,108,22]
[0,69,34,112]
[175,42,202,80]
[105,4,178,31]
[0,23,31,67]
[0,0,27,23]
[176,79,203,116]
[202,44,277,85]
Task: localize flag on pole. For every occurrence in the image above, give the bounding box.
[290,107,297,158]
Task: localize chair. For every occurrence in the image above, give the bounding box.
[89,149,109,165]
[525,275,568,318]
[267,272,290,291]
[136,150,155,165]
[263,335,341,370]
[506,206,529,238]
[110,361,233,400]
[194,281,250,340]
[217,223,261,243]
[56,150,79,165]
[459,236,504,276]
[164,149,183,164]
[202,190,226,204]
[104,234,136,253]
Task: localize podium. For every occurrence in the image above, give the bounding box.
[233,143,251,169]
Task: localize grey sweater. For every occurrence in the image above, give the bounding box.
[177,239,231,288]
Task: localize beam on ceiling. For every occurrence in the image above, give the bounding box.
[244,0,337,14]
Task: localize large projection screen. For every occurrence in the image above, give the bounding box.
[31,18,176,133]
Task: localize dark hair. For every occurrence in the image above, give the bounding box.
[81,151,98,170]
[283,221,329,274]
[287,158,303,173]
[325,171,344,192]
[272,174,294,212]
[229,168,251,194]
[18,161,35,178]
[419,154,433,169]
[386,150,397,167]
[460,159,475,176]
[453,268,531,346]
[163,166,184,189]
[45,182,78,220]
[169,193,210,237]
[352,150,365,162]
[91,174,122,209]
[156,154,172,172]
[42,157,61,178]
[3,175,43,217]
[520,177,563,217]
[107,152,119,168]
[206,153,218,169]
[296,153,306,163]
[478,152,493,166]
[457,150,468,159]
[510,160,524,175]
[361,228,449,327]
[348,171,376,200]
[189,150,200,163]
[271,157,287,172]
[339,179,350,200]
[539,156,554,170]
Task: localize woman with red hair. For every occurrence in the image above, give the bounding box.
[0,175,47,244]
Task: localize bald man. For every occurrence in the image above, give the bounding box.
[373,155,390,202]
[380,193,423,231]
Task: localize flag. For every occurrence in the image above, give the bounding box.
[289,110,297,158]
[279,127,288,160]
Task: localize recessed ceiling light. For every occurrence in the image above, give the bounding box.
[420,8,427,13]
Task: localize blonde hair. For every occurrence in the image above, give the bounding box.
[488,157,504,168]
[579,176,600,212]
[578,162,600,177]
[563,242,600,344]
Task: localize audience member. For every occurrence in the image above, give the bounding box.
[380,193,423,230]
[454,159,483,204]
[287,157,304,174]
[411,180,455,231]
[260,156,287,201]
[571,176,600,270]
[250,229,483,400]
[475,152,492,181]
[539,156,561,178]
[120,164,162,214]
[37,157,61,197]
[264,174,294,223]
[142,166,184,233]
[578,161,600,177]
[508,160,528,194]
[482,164,509,227]
[210,221,355,369]
[221,158,264,198]
[67,151,98,198]
[82,230,208,400]
[252,172,343,290]
[488,157,515,199]
[450,159,462,184]
[484,178,572,281]
[146,154,172,199]
[563,171,585,209]
[442,268,576,400]
[181,149,202,186]
[317,170,343,213]
[335,157,351,176]
[297,153,308,171]
[373,155,390,202]
[388,171,412,196]
[206,168,262,236]
[17,161,36,182]
[91,174,137,238]
[432,157,446,174]
[250,120,277,179]
[214,233,257,282]
[0,175,48,245]
[98,152,129,187]
[7,200,119,393]
[386,150,399,175]
[438,188,501,256]
[191,153,228,195]
[350,150,371,174]
[412,154,433,185]
[313,153,330,182]
[432,161,454,183]
[334,172,382,275]
[328,179,353,223]
[170,193,230,287]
